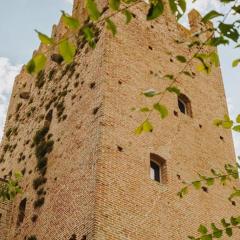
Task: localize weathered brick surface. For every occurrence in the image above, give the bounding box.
[0,0,238,239]
[0,180,12,240]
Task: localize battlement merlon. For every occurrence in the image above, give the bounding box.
[37,1,215,61]
[188,9,214,40]
[13,3,215,90]
[72,0,214,38]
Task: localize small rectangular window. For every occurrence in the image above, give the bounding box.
[150,153,167,184]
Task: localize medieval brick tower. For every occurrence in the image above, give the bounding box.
[0,0,238,239]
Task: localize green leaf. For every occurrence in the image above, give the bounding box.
[135,120,153,135]
[123,10,133,24]
[168,0,186,19]
[209,52,219,67]
[206,178,214,186]
[59,39,76,64]
[61,11,80,29]
[82,26,96,48]
[236,114,240,123]
[167,86,180,95]
[147,1,164,20]
[195,54,211,74]
[106,18,117,36]
[213,119,222,127]
[143,120,153,132]
[177,186,188,198]
[192,181,201,190]
[232,59,240,67]
[135,124,143,135]
[207,36,229,47]
[35,30,54,45]
[211,223,223,238]
[26,53,47,75]
[202,10,223,23]
[233,125,240,132]
[153,103,168,119]
[86,0,101,21]
[178,0,186,14]
[143,89,159,97]
[196,63,210,74]
[219,0,235,2]
[233,5,240,14]
[221,120,233,129]
[224,114,231,122]
[109,0,120,10]
[176,55,187,63]
[219,22,239,42]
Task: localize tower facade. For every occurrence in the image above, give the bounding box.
[0,1,238,239]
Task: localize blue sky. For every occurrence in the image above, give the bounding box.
[0,0,239,157]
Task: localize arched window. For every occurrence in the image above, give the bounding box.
[178,94,192,117]
[150,153,167,183]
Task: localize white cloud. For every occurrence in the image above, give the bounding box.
[0,57,21,140]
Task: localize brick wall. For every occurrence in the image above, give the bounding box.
[0,0,238,239]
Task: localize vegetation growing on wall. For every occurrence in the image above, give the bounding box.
[0,172,22,201]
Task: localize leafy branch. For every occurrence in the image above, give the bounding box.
[214,114,240,133]
[177,163,240,205]
[189,216,240,240]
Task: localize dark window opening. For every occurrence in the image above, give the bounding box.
[178,98,186,114]
[150,153,167,184]
[150,161,160,182]
[177,94,192,117]
[17,198,27,226]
